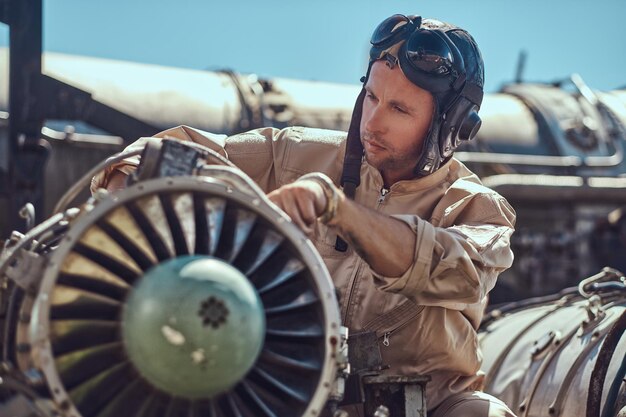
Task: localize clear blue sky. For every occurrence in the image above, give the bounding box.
[1,0,625,93]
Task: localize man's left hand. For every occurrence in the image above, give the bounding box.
[267,180,328,235]
[268,175,415,278]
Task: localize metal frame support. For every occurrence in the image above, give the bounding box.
[4,0,49,235]
[37,74,161,139]
[0,0,7,24]
[0,0,160,236]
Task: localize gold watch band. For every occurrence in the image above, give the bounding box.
[298,172,340,224]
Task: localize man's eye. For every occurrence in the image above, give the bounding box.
[393,105,407,114]
[366,93,377,100]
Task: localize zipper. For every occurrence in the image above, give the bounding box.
[378,306,424,347]
[342,186,391,326]
[377,187,390,204]
[342,259,365,325]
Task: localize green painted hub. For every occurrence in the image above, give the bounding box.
[122,255,265,398]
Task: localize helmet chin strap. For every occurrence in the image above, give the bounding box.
[340,88,366,193]
[335,87,366,252]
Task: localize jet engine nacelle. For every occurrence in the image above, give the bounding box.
[0,139,348,417]
[480,268,626,417]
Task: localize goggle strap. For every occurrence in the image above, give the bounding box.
[462,83,483,106]
[452,73,466,91]
[450,72,483,106]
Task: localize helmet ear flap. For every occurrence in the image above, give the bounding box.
[439,97,481,157]
[459,107,481,141]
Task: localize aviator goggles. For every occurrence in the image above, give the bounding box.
[369,14,467,96]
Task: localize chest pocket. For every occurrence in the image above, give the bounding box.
[362,297,425,342]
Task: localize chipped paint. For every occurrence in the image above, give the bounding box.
[161,325,185,346]
[191,348,206,364]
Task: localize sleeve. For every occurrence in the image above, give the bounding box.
[371,193,516,310]
[90,125,296,195]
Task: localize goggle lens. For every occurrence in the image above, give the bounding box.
[370,14,411,46]
[404,31,456,76]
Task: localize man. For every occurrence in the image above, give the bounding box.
[94,14,516,417]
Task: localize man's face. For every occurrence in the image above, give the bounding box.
[360,60,435,185]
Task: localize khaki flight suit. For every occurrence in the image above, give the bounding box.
[93,125,517,416]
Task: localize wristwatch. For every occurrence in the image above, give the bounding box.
[298,172,340,224]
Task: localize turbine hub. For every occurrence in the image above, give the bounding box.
[122,255,265,398]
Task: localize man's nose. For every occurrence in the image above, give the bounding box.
[364,105,387,136]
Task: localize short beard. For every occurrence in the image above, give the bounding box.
[361,132,423,174]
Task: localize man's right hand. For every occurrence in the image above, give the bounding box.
[267,180,329,236]
[106,170,128,192]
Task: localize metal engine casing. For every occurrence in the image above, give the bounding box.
[0,141,346,417]
[480,270,626,417]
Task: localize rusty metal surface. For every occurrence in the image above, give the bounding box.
[134,194,176,258]
[59,252,130,290]
[5,249,46,292]
[481,283,626,417]
[348,331,383,374]
[101,205,158,264]
[77,225,142,275]
[362,375,430,417]
[170,192,196,255]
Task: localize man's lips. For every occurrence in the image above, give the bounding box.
[364,140,386,152]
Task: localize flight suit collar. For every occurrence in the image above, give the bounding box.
[361,157,455,193]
